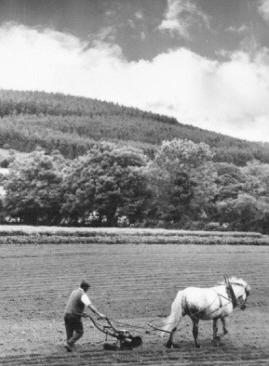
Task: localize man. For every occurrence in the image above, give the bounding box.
[64,280,106,352]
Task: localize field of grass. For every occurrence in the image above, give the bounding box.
[1,228,269,365]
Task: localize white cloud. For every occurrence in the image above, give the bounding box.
[0,23,124,96]
[226,24,248,33]
[258,0,269,21]
[0,23,269,142]
[135,11,143,20]
[158,0,210,38]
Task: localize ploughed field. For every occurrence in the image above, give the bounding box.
[1,240,269,365]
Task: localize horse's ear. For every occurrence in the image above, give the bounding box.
[223,275,228,284]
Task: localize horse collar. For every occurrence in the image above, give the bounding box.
[226,282,237,308]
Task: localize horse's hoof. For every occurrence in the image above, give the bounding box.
[195,344,201,348]
[166,342,172,349]
[213,338,221,346]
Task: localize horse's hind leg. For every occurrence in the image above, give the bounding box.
[213,318,221,345]
[192,318,200,348]
[166,327,177,348]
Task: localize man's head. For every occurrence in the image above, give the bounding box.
[80,280,91,292]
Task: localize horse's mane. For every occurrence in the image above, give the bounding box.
[217,276,248,287]
[217,276,251,295]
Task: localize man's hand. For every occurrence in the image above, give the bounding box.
[82,313,89,318]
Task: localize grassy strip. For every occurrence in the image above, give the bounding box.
[0,225,268,245]
[0,234,269,245]
[0,225,264,238]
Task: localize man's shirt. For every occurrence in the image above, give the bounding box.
[65,288,92,315]
[81,289,91,306]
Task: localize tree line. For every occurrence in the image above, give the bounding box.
[1,89,269,165]
[1,139,269,234]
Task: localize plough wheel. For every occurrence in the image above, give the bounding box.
[103,343,118,350]
[103,336,142,351]
[131,336,142,348]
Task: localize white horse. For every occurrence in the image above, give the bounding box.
[161,276,251,348]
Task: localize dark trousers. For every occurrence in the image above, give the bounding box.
[64,314,84,346]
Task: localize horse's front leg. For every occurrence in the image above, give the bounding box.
[166,327,177,348]
[221,317,228,336]
[213,317,228,345]
[192,318,200,348]
[213,318,221,345]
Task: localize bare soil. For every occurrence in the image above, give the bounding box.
[0,243,268,365]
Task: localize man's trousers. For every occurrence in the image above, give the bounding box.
[64,313,84,346]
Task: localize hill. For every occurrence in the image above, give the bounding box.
[0,89,269,165]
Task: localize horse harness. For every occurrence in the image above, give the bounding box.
[187,281,246,320]
[219,281,248,309]
[225,281,238,308]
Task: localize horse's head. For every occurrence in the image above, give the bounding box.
[228,277,251,310]
[240,282,251,310]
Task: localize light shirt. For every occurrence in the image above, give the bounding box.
[64,287,92,315]
[81,289,92,306]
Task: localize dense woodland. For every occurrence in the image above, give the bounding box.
[1,89,269,165]
[1,89,269,233]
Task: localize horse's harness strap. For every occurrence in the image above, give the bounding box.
[217,283,240,308]
[227,282,241,308]
[218,292,223,309]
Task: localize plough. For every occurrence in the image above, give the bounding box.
[85,314,143,350]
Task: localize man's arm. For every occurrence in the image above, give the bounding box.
[81,292,106,319]
[88,304,106,319]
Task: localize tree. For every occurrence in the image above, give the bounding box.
[148,139,216,225]
[241,160,269,198]
[213,161,269,233]
[214,162,246,201]
[4,150,65,224]
[216,191,269,233]
[62,142,151,226]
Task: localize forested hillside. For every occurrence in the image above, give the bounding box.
[1,89,269,165]
[1,91,269,233]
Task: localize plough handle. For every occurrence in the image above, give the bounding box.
[105,316,118,332]
[84,313,121,339]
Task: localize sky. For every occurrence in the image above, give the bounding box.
[0,0,268,142]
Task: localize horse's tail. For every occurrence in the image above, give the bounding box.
[161,290,185,337]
